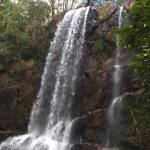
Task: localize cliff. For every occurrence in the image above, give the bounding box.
[71,1,144,150]
[1,1,148,150]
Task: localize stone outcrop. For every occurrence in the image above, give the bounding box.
[96,1,118,22]
[124,0,136,11]
[95,2,118,41]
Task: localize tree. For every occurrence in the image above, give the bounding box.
[117,0,150,147]
[0,0,53,61]
[49,0,55,21]
[0,1,29,56]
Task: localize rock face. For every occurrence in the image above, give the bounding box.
[79,1,141,150]
[95,2,118,41]
[97,1,118,22]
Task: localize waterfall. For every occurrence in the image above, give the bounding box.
[0,7,89,150]
[106,7,127,148]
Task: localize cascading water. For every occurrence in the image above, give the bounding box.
[106,7,127,149]
[0,7,89,150]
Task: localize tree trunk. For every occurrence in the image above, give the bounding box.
[49,0,55,22]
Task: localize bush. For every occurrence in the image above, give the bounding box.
[95,38,115,54]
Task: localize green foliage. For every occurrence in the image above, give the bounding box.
[95,38,115,54]
[117,0,150,147]
[0,0,54,61]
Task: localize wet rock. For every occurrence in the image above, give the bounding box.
[71,114,97,138]
[95,62,133,109]
[120,9,129,25]
[80,109,107,147]
[71,117,87,138]
[71,143,101,150]
[0,130,24,142]
[101,148,119,150]
[71,144,83,150]
[87,7,100,32]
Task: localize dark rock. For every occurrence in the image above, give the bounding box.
[131,76,142,90]
[71,144,83,150]
[83,128,105,144]
[86,7,100,33]
[0,130,24,143]
[83,113,95,124]
[71,117,87,139]
[71,143,101,150]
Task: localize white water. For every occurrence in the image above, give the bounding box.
[106,7,126,148]
[0,7,89,150]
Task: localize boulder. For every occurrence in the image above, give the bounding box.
[82,128,105,144]
[124,0,136,11]
[96,2,118,22]
[71,117,87,137]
